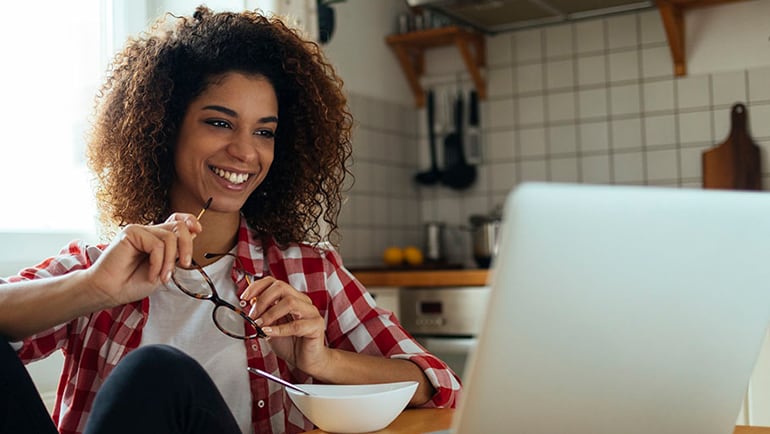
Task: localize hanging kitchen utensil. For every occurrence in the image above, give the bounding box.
[465,89,482,165]
[441,91,477,190]
[702,102,761,190]
[415,89,442,185]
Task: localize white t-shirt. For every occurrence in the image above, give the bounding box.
[141,253,252,434]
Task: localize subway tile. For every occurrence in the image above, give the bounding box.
[486,98,515,128]
[519,159,548,182]
[516,63,544,94]
[643,79,675,113]
[546,59,575,90]
[676,75,711,110]
[577,54,607,87]
[436,197,463,225]
[607,14,638,50]
[644,114,677,147]
[372,195,388,226]
[548,157,579,182]
[679,145,708,179]
[487,33,513,67]
[609,50,639,82]
[712,70,748,107]
[610,83,641,116]
[678,111,713,144]
[748,66,770,102]
[578,88,609,119]
[548,124,579,155]
[612,151,644,184]
[749,104,770,138]
[581,154,612,184]
[517,95,545,125]
[547,91,576,123]
[575,19,605,54]
[646,148,679,181]
[514,28,543,63]
[611,117,643,150]
[491,161,517,192]
[486,129,516,161]
[639,10,666,45]
[641,46,673,79]
[712,106,732,142]
[488,66,515,97]
[579,121,610,153]
[519,127,547,158]
[545,23,573,59]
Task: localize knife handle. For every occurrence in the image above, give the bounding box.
[469,90,479,126]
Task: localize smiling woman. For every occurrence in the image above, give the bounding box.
[0,2,106,233]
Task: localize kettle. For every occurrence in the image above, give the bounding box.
[469,214,501,268]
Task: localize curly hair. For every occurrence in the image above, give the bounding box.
[87,6,353,246]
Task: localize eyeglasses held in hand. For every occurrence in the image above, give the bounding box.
[164,198,267,340]
[167,255,267,340]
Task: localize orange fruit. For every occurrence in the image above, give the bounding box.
[382,246,404,266]
[403,246,424,266]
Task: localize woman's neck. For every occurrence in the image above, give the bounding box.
[193,211,241,266]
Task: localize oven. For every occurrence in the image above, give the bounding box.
[399,286,491,380]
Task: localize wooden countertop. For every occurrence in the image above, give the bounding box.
[303,408,770,434]
[351,268,489,287]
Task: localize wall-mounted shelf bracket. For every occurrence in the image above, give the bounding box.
[386,26,486,108]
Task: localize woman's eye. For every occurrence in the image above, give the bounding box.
[206,119,232,129]
[255,129,275,139]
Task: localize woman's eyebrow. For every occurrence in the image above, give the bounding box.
[202,105,278,124]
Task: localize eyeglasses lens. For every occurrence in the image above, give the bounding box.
[169,268,214,297]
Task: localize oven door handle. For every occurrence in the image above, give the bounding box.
[422,337,478,354]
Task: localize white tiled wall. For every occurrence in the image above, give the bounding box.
[340,9,770,269]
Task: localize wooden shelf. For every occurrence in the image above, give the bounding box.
[386,26,486,108]
[657,0,750,76]
[352,268,489,288]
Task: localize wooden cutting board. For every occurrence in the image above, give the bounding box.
[702,103,762,190]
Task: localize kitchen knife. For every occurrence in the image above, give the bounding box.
[465,89,482,165]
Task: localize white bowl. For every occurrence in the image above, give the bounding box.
[286,381,418,433]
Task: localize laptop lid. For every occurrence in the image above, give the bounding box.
[452,183,770,434]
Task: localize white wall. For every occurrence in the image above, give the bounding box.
[323,0,412,103]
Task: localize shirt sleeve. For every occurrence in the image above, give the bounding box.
[0,240,96,363]
[318,247,462,409]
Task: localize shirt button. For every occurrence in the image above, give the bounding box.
[251,344,258,351]
[257,399,265,408]
[239,300,247,308]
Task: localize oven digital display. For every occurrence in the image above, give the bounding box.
[419,301,443,314]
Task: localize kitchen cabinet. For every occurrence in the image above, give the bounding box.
[657,0,751,76]
[367,286,401,319]
[385,26,486,108]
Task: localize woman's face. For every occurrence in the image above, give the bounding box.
[170,72,278,215]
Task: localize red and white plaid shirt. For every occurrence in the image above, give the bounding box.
[7,217,461,434]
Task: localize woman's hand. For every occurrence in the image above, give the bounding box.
[85,212,203,308]
[240,278,330,375]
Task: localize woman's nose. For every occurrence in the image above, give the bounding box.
[226,130,257,161]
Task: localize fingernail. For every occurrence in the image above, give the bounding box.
[165,270,173,283]
[249,304,258,317]
[262,327,272,334]
[255,318,263,326]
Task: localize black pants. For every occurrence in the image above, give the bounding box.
[0,338,241,434]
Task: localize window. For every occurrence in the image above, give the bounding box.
[0,1,108,233]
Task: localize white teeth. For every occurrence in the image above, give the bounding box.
[212,167,249,184]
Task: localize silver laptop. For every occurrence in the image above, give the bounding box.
[451,182,770,434]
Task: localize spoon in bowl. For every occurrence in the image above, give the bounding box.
[247,367,313,396]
